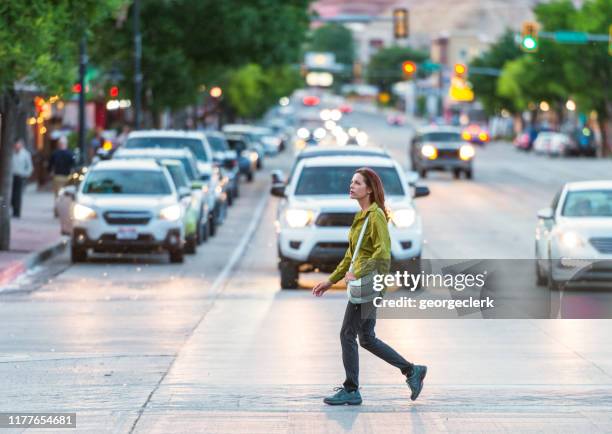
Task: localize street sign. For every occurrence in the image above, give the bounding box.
[554,31,588,44]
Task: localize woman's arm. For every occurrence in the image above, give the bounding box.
[328,247,352,284]
[355,210,391,278]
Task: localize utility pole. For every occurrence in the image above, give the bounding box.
[78,36,88,165]
[133,0,142,129]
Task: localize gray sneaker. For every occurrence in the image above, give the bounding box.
[406,365,427,401]
[323,387,362,405]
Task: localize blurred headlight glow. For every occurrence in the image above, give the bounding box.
[391,208,416,228]
[330,109,342,121]
[320,109,331,121]
[297,128,310,139]
[324,120,336,130]
[159,204,182,221]
[421,144,438,159]
[559,231,585,249]
[314,128,326,140]
[285,209,313,228]
[73,204,96,220]
[459,144,475,160]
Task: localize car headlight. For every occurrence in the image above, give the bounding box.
[390,208,416,228]
[159,204,182,221]
[285,209,314,228]
[297,128,310,139]
[249,152,258,162]
[72,204,97,220]
[421,144,438,159]
[558,231,585,249]
[459,144,475,160]
[462,131,471,141]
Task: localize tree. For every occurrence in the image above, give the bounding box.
[469,30,522,115]
[90,0,311,122]
[366,46,429,92]
[308,24,355,66]
[0,0,124,250]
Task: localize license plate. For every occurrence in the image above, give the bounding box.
[117,228,138,240]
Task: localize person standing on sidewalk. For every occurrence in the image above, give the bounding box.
[10,139,33,218]
[312,167,427,405]
[48,136,75,200]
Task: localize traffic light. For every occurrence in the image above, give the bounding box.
[521,21,539,52]
[402,61,417,78]
[393,8,409,39]
[454,63,467,78]
[109,86,119,98]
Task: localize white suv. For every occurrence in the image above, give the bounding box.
[68,159,186,263]
[271,155,429,289]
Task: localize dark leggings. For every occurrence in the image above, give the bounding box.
[341,300,414,391]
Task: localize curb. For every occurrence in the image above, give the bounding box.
[0,237,69,288]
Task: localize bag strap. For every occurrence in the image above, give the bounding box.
[349,215,370,272]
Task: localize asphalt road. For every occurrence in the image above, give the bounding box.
[1,108,612,433]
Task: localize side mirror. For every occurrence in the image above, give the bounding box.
[271,169,286,185]
[191,180,204,190]
[270,184,286,198]
[60,185,77,199]
[413,185,430,198]
[537,207,554,220]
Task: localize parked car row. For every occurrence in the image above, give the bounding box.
[515,128,596,157]
[57,126,287,264]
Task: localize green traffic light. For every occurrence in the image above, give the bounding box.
[522,36,537,51]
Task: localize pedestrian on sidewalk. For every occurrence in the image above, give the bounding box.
[312,167,427,406]
[10,139,33,218]
[48,136,76,200]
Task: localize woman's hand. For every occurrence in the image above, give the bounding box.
[344,272,357,283]
[312,280,333,297]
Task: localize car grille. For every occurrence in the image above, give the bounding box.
[315,242,349,249]
[315,212,355,227]
[103,211,152,225]
[437,149,459,159]
[100,233,154,242]
[589,237,612,254]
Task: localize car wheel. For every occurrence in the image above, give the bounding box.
[200,220,209,243]
[465,169,473,180]
[247,172,254,182]
[71,246,87,263]
[234,184,240,199]
[280,260,299,289]
[453,168,462,179]
[184,235,197,254]
[208,213,217,237]
[227,190,233,207]
[256,159,262,170]
[169,248,184,263]
[535,259,547,286]
[547,261,563,291]
[418,168,427,178]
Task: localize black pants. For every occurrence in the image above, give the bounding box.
[341,300,413,392]
[11,175,24,218]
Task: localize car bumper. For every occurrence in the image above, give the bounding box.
[550,257,612,286]
[418,158,472,170]
[72,227,183,252]
[278,224,423,265]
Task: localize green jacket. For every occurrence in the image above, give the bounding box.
[329,202,391,286]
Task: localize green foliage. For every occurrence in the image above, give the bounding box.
[0,0,124,94]
[366,46,429,91]
[308,24,355,65]
[469,31,522,115]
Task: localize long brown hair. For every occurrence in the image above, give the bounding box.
[355,167,389,221]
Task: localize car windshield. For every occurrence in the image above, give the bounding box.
[207,135,228,152]
[422,132,462,142]
[125,137,208,161]
[82,170,172,195]
[227,139,246,152]
[295,166,404,196]
[163,164,189,189]
[562,190,612,217]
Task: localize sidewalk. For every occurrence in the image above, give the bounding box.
[0,184,67,289]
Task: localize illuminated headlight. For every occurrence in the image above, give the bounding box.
[215,185,222,195]
[249,152,258,162]
[421,144,438,159]
[324,120,336,130]
[330,109,342,121]
[72,204,97,220]
[348,127,359,137]
[462,131,471,141]
[313,128,326,140]
[285,209,314,228]
[356,131,368,146]
[390,208,416,228]
[159,204,182,221]
[459,144,475,160]
[558,231,585,249]
[297,128,310,139]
